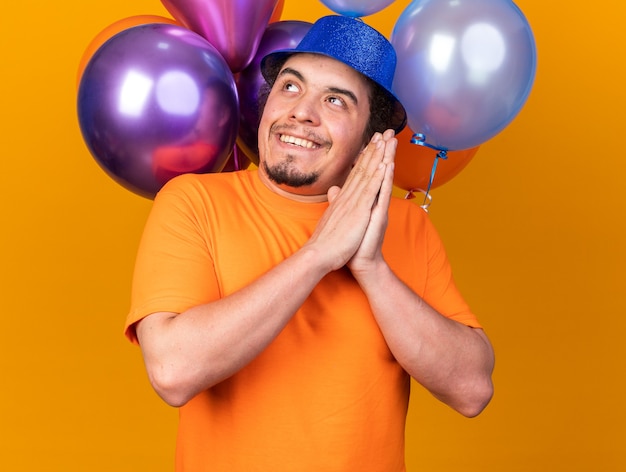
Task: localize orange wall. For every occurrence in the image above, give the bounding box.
[2,0,624,470]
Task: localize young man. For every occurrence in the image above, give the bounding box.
[126,15,494,471]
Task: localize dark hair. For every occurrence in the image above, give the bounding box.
[257,81,271,125]
[361,77,398,146]
[257,72,398,148]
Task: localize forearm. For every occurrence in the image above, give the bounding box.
[354,262,495,417]
[136,245,331,406]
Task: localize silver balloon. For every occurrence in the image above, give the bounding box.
[319,0,396,17]
[392,0,537,150]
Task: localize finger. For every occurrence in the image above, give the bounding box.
[375,161,394,213]
[350,133,383,175]
[381,131,397,166]
[326,185,341,203]
[382,129,396,142]
[354,133,388,180]
[341,134,386,198]
[372,135,396,213]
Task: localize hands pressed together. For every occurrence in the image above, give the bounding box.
[305,129,398,276]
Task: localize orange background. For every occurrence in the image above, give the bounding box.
[2,0,624,470]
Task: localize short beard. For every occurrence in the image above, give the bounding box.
[262,158,320,188]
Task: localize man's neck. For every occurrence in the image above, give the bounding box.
[257,169,329,203]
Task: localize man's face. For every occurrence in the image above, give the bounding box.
[257,53,371,197]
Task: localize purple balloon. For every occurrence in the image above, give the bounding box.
[319,0,396,17]
[236,20,312,164]
[391,0,537,151]
[77,24,239,199]
[221,145,251,172]
[161,0,279,72]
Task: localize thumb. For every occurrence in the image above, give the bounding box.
[327,185,341,203]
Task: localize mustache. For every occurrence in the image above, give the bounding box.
[269,124,331,148]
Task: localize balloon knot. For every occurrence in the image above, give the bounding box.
[407,133,446,210]
[410,133,447,153]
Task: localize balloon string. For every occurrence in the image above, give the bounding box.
[410,133,448,211]
[404,188,433,211]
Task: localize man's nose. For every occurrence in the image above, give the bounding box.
[289,95,320,125]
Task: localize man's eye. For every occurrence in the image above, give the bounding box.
[328,96,345,107]
[284,82,299,92]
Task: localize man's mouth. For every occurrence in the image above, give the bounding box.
[279,134,320,149]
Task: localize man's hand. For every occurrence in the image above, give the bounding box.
[304,130,396,272]
[348,129,397,276]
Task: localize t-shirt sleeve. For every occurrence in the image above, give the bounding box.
[124,176,220,343]
[422,216,482,329]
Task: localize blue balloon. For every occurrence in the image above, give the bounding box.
[77,24,239,199]
[319,0,396,17]
[391,0,537,151]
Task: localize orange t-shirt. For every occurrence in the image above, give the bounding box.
[126,170,480,471]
